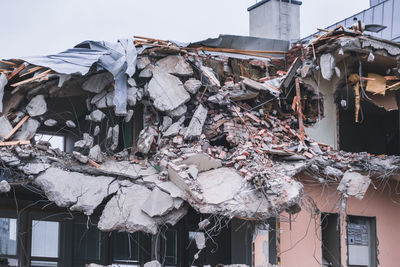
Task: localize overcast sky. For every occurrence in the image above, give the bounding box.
[1,0,369,59]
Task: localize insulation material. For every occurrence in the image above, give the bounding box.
[365,73,386,95]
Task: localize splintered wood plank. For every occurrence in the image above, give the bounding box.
[10,69,51,87]
[7,64,26,80]
[4,115,29,140]
[295,78,305,143]
[0,140,30,146]
[20,66,43,77]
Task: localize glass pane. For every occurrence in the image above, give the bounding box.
[0,218,17,255]
[112,264,139,267]
[112,232,139,262]
[31,260,58,267]
[73,222,101,261]
[0,258,18,266]
[164,230,177,265]
[31,220,59,258]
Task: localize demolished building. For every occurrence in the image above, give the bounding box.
[0,29,399,267]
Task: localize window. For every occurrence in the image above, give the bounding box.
[321,213,341,267]
[347,216,377,267]
[0,217,18,266]
[111,232,140,267]
[161,229,178,266]
[30,220,60,267]
[34,134,65,151]
[73,222,102,267]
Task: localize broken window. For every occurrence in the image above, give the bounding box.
[347,216,377,267]
[73,221,102,266]
[161,229,178,266]
[321,213,341,267]
[0,216,18,266]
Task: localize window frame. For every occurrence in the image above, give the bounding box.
[0,210,19,266]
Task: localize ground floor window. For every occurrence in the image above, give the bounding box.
[0,216,18,266]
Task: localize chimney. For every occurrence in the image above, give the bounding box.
[248,0,302,42]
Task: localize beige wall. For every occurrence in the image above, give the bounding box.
[279,175,400,267]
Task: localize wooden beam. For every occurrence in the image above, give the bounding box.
[0,140,30,146]
[295,78,305,143]
[10,69,51,87]
[4,115,29,140]
[7,64,26,80]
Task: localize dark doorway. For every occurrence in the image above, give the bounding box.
[321,213,341,267]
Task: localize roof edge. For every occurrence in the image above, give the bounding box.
[247,0,302,12]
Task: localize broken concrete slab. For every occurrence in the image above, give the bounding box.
[87,109,106,122]
[98,183,158,234]
[26,94,47,117]
[100,161,158,179]
[83,133,94,148]
[82,72,113,93]
[0,180,11,193]
[139,64,154,78]
[90,90,107,109]
[323,166,343,178]
[162,116,172,131]
[143,260,161,267]
[20,163,50,175]
[89,145,104,163]
[197,167,245,205]
[184,104,207,140]
[0,116,13,138]
[15,118,40,140]
[182,153,222,172]
[141,187,174,217]
[137,126,157,154]
[148,71,190,112]
[163,121,181,137]
[184,79,202,94]
[155,55,193,77]
[337,171,371,199]
[35,167,119,215]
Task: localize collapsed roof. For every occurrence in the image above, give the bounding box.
[0,32,399,235]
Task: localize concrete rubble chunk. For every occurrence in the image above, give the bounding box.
[91,90,107,109]
[197,167,245,205]
[320,53,336,80]
[198,219,210,230]
[136,56,151,70]
[83,133,94,148]
[187,165,199,179]
[337,171,371,200]
[73,151,88,164]
[110,125,119,151]
[163,121,181,137]
[141,187,174,217]
[125,109,134,123]
[65,120,76,128]
[74,140,86,149]
[98,183,158,234]
[93,125,100,136]
[26,95,47,117]
[139,64,154,78]
[127,86,138,106]
[162,116,172,131]
[182,153,222,172]
[143,260,161,267]
[89,144,104,163]
[0,180,11,193]
[105,91,115,107]
[35,167,119,215]
[87,110,106,122]
[195,232,206,250]
[44,119,57,127]
[184,104,207,140]
[20,163,50,175]
[167,104,187,118]
[148,71,190,112]
[184,78,202,94]
[82,72,113,93]
[155,55,193,76]
[323,166,343,178]
[137,126,157,154]
[0,116,13,138]
[15,118,40,140]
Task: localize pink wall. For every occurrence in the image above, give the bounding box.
[280,175,400,267]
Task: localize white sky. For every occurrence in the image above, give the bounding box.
[1,0,369,59]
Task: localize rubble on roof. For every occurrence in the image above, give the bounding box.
[1,33,400,239]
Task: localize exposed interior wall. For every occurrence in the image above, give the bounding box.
[249,0,300,41]
[303,68,341,149]
[280,174,400,267]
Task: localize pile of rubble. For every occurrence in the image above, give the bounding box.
[0,34,399,242]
